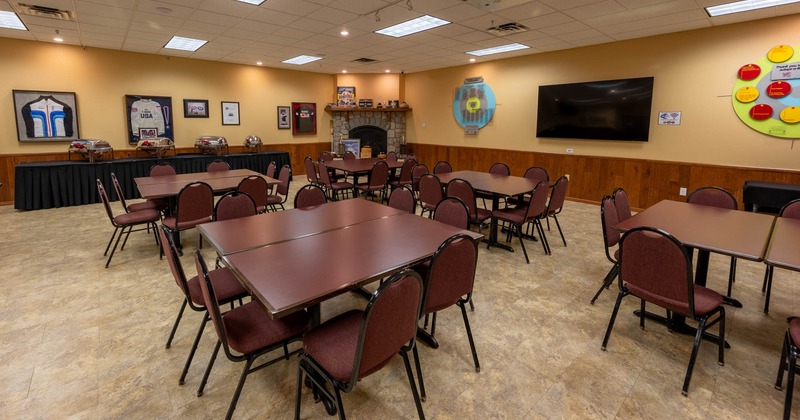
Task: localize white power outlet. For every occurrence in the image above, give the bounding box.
[566,148,574,154]
[565,174,570,181]
[679,187,687,196]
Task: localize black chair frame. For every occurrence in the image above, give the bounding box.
[590,195,620,305]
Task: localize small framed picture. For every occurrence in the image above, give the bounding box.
[277,106,290,129]
[184,99,209,118]
[13,90,80,142]
[138,128,159,139]
[342,139,360,155]
[221,101,240,125]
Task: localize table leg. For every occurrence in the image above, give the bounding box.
[485,194,515,252]
[695,249,742,307]
[307,304,321,329]
[416,327,440,348]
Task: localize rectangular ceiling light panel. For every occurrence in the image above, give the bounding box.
[706,0,800,16]
[466,43,530,56]
[164,36,207,51]
[0,11,27,30]
[282,55,323,65]
[236,0,267,5]
[375,15,450,38]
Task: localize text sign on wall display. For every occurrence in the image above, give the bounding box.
[771,62,800,80]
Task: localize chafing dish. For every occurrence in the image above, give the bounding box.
[244,135,262,151]
[68,139,113,163]
[136,137,174,158]
[195,136,228,155]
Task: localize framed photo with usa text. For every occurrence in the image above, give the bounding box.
[125,94,173,145]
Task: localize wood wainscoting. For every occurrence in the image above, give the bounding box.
[0,142,330,206]
[408,144,800,211]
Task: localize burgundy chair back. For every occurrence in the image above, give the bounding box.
[343,151,356,160]
[207,160,230,172]
[294,184,327,209]
[612,187,631,221]
[446,178,478,220]
[110,172,130,212]
[686,186,737,210]
[303,156,319,184]
[159,225,191,297]
[276,165,291,196]
[385,151,398,162]
[601,195,621,251]
[96,179,117,223]
[317,160,333,189]
[411,163,429,193]
[319,152,334,162]
[781,199,800,219]
[433,197,470,230]
[396,159,416,183]
[368,161,389,189]
[433,160,452,175]
[547,176,569,216]
[237,175,268,212]
[215,191,257,221]
[423,234,478,314]
[265,161,277,179]
[194,251,231,352]
[418,174,443,208]
[526,180,549,220]
[175,182,214,227]
[523,166,549,183]
[489,162,510,176]
[150,163,176,177]
[388,186,416,213]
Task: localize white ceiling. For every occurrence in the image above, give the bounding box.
[0,0,798,74]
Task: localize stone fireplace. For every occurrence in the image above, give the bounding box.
[331,110,406,156]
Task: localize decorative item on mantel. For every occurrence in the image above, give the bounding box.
[194,136,228,155]
[136,137,174,159]
[244,135,262,152]
[68,139,113,163]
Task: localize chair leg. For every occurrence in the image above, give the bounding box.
[682,316,709,396]
[534,219,550,255]
[601,291,625,350]
[120,224,134,250]
[198,339,221,397]
[777,333,790,390]
[166,298,188,349]
[553,214,567,246]
[430,312,437,337]
[591,264,618,305]
[786,348,797,420]
[459,301,480,372]
[226,357,255,420]
[181,313,209,386]
[412,344,426,401]
[103,226,119,256]
[105,225,128,268]
[401,351,426,420]
[334,386,346,420]
[765,266,775,314]
[295,360,305,420]
[718,307,726,367]
[763,265,771,292]
[515,224,529,264]
[639,299,646,329]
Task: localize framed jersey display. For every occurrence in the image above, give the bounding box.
[292,102,316,135]
[125,95,173,145]
[13,90,80,142]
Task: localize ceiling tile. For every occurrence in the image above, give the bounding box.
[494,1,556,21]
[518,12,575,30]
[198,0,254,18]
[562,0,626,20]
[136,0,196,18]
[247,8,301,26]
[288,17,336,33]
[264,0,323,16]
[434,3,487,23]
[325,0,386,15]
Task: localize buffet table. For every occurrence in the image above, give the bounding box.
[14,151,290,210]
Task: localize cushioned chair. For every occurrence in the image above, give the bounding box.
[775,317,800,420]
[388,185,416,214]
[762,198,800,313]
[319,152,344,182]
[110,172,166,214]
[433,197,470,230]
[267,164,291,211]
[687,186,739,298]
[97,179,160,267]
[214,191,257,221]
[194,251,308,420]
[294,184,327,209]
[294,269,425,420]
[477,162,511,209]
[489,180,549,263]
[418,174,443,218]
[342,151,356,160]
[265,161,277,194]
[386,151,398,161]
[207,160,230,172]
[162,181,214,250]
[236,175,269,213]
[411,163,429,199]
[159,226,248,386]
[545,175,569,247]
[318,160,353,201]
[446,178,492,232]
[150,162,177,177]
[356,160,389,202]
[601,226,726,396]
[507,166,549,207]
[590,196,621,305]
[304,156,319,185]
[612,187,632,222]
[414,234,480,401]
[389,158,416,190]
[433,160,452,175]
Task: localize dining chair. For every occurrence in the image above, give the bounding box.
[150,162,177,177]
[545,175,569,247]
[303,156,320,185]
[294,184,328,209]
[413,234,480,402]
[97,179,160,267]
[194,251,308,420]
[590,195,621,305]
[478,162,511,208]
[507,165,549,207]
[612,187,632,221]
[386,150,398,161]
[342,151,356,160]
[433,197,470,230]
[687,186,739,298]
[110,172,165,214]
[319,151,344,182]
[446,178,492,232]
[418,174,443,218]
[411,163,429,199]
[158,226,248,386]
[162,181,214,250]
[267,164,291,211]
[294,269,425,420]
[601,226,726,396]
[214,191,257,221]
[356,160,389,202]
[236,175,269,213]
[489,180,549,263]
[433,160,452,175]
[762,198,800,313]
[265,161,277,194]
[775,317,800,420]
[318,160,353,201]
[207,159,230,172]
[388,185,416,214]
[389,158,416,190]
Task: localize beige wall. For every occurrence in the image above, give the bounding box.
[404,14,800,171]
[334,73,401,106]
[0,38,334,154]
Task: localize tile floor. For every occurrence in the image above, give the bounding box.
[1,182,799,419]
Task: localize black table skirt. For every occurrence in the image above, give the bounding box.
[742,180,800,213]
[14,151,291,210]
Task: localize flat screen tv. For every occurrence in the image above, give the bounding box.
[536,77,654,141]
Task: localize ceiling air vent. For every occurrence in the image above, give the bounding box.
[352,58,378,63]
[486,22,529,36]
[13,3,76,21]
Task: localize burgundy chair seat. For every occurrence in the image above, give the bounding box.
[474,207,492,223]
[791,318,800,349]
[162,215,212,230]
[115,209,161,225]
[423,201,436,211]
[266,195,283,204]
[626,283,723,315]
[491,206,526,224]
[356,183,384,192]
[127,200,160,212]
[223,301,308,355]
[331,181,354,190]
[186,267,248,307]
[302,310,362,382]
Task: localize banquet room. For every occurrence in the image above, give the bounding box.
[3,0,800,419]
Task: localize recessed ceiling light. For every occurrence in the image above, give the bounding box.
[236,0,266,5]
[164,36,207,52]
[706,0,800,16]
[282,55,323,65]
[469,58,476,62]
[256,61,262,65]
[466,43,529,56]
[375,15,450,38]
[340,30,349,36]
[0,11,27,31]
[342,70,347,73]
[385,69,390,73]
